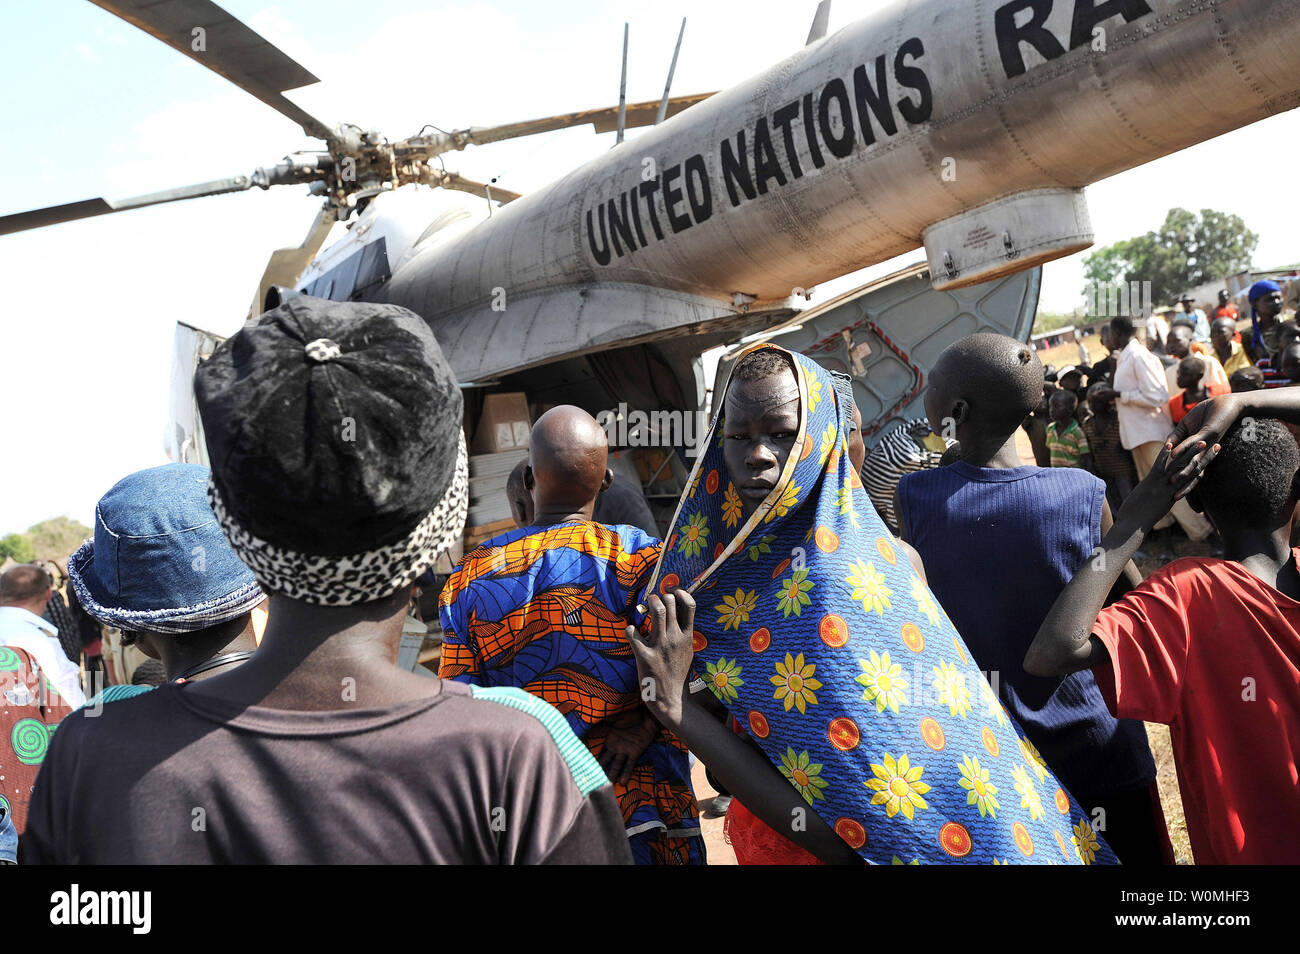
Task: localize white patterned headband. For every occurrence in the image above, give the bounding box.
[208,432,469,606]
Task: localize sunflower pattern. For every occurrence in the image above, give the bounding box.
[775,569,815,618]
[957,755,999,818]
[715,588,757,631]
[705,657,744,703]
[722,483,744,528]
[647,344,1117,865]
[1072,818,1100,865]
[780,747,829,804]
[771,652,822,713]
[855,650,908,714]
[910,574,942,627]
[847,559,891,616]
[866,752,930,820]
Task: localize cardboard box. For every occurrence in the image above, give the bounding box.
[469,392,531,455]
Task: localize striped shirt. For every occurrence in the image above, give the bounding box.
[1257,357,1292,389]
[862,419,954,532]
[1046,419,1090,468]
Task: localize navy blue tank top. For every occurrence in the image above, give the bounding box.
[898,461,1154,799]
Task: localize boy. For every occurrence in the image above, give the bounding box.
[22,298,631,865]
[1046,389,1092,470]
[895,333,1166,864]
[1083,384,1137,510]
[1168,356,1227,424]
[1025,388,1300,863]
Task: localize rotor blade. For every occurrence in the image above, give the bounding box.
[88,0,332,139]
[458,92,716,147]
[440,175,523,205]
[0,174,256,236]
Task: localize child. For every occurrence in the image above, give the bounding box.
[1083,384,1137,511]
[895,332,1167,864]
[1168,356,1227,424]
[1025,388,1300,863]
[1046,390,1093,470]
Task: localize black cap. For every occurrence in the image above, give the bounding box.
[195,296,463,557]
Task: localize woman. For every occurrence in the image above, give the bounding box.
[632,344,1117,865]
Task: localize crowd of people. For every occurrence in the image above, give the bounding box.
[1,293,1297,865]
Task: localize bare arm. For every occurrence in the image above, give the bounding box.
[629,593,862,864]
[1099,497,1143,591]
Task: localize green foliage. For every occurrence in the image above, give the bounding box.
[1082,208,1258,305]
[0,517,91,565]
[24,517,92,561]
[0,534,36,563]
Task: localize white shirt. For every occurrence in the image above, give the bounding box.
[0,606,86,708]
[1113,338,1173,450]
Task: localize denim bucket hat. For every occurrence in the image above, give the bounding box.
[68,463,263,634]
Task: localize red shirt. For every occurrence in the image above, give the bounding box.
[1091,553,1300,864]
[1168,382,1229,424]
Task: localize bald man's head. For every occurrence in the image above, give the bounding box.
[0,564,52,610]
[528,405,612,519]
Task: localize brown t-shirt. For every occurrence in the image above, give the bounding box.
[20,679,631,864]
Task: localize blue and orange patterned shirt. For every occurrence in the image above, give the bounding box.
[438,521,703,865]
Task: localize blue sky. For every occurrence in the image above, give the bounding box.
[3,0,1298,536]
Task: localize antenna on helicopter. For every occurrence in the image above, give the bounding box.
[656,19,687,125]
[615,23,630,145]
[806,1,831,45]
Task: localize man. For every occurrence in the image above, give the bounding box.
[505,458,533,527]
[593,471,660,536]
[1164,324,1228,393]
[1211,315,1253,377]
[1094,316,1213,555]
[1247,280,1286,362]
[0,565,85,707]
[23,297,631,865]
[440,405,703,865]
[1179,293,1211,343]
[1090,324,1119,382]
[1213,289,1239,321]
[67,463,267,704]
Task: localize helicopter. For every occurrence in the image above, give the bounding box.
[6,0,1300,537]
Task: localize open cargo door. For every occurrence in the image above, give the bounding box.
[165,322,226,466]
[723,263,1041,446]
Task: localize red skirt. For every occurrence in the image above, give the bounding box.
[724,797,824,865]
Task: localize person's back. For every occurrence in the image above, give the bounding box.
[22,679,623,863]
[440,405,702,865]
[898,463,1151,802]
[22,298,632,866]
[899,332,1160,863]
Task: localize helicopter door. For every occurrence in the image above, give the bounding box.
[747,263,1041,446]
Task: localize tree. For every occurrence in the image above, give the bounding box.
[1082,208,1258,306]
[24,517,92,561]
[0,533,36,563]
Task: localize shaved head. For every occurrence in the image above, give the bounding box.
[925,332,1043,442]
[0,564,52,606]
[529,405,612,518]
